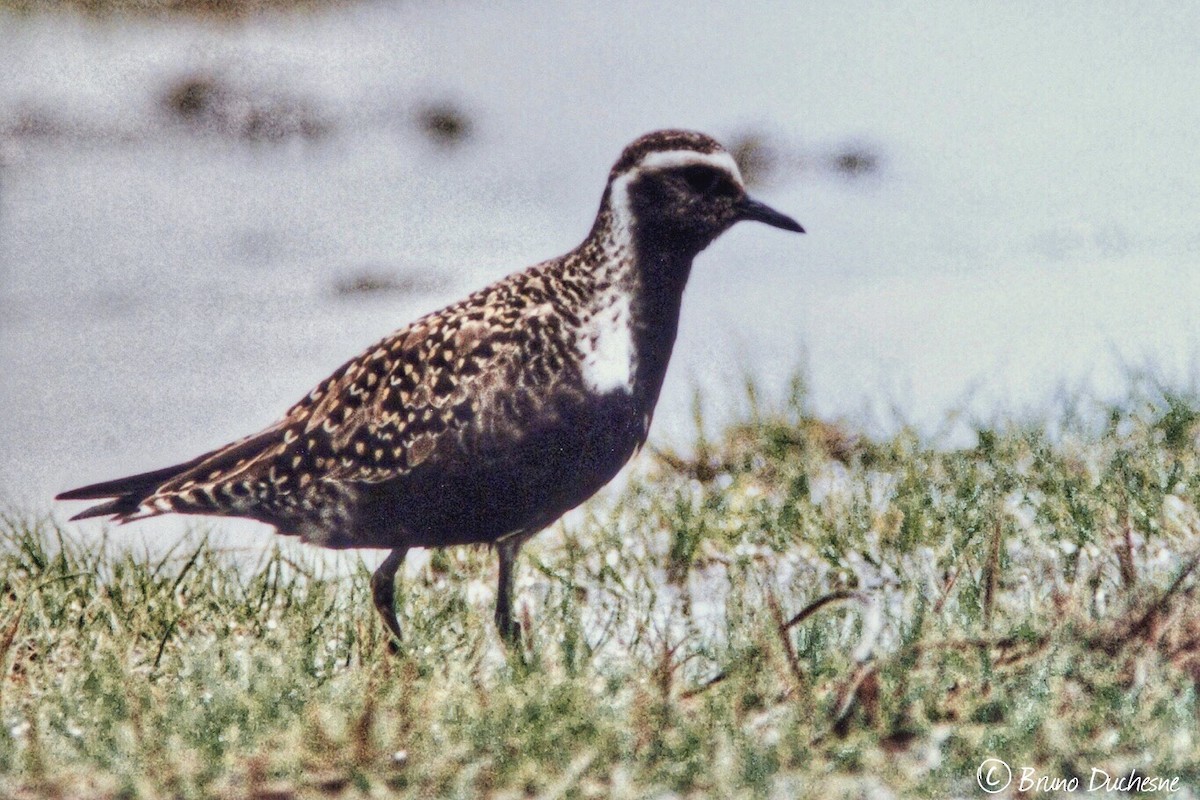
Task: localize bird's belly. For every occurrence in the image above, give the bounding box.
[355,391,645,548]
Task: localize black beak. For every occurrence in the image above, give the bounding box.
[738,196,805,233]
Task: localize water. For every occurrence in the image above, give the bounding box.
[2,0,1199,555]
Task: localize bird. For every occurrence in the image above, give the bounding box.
[57,129,804,649]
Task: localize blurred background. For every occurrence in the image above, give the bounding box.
[1,0,1198,523]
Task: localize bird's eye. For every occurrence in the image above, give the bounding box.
[679,165,720,194]
[678,164,740,197]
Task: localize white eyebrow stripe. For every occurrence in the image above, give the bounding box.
[605,147,744,253]
[634,149,745,185]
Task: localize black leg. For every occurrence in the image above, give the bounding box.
[371,547,408,652]
[495,538,523,647]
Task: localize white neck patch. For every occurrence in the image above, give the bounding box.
[579,148,743,397]
[578,287,636,395]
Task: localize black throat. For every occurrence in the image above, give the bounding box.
[624,221,706,416]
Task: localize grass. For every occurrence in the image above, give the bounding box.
[2,376,1200,798]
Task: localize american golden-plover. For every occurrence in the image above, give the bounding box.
[58,129,804,648]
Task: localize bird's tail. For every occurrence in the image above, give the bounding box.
[56,458,209,521]
[57,425,287,522]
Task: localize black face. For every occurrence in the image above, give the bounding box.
[624,159,803,253]
[626,162,745,250]
[676,163,742,199]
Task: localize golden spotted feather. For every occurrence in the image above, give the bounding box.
[124,261,593,542]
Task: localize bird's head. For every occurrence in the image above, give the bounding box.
[604,130,803,254]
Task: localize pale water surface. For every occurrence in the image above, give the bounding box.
[2,1,1198,558]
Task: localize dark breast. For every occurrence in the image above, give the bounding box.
[350,388,645,548]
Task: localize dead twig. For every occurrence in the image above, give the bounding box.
[682,590,858,699]
[982,513,1003,633]
[783,590,857,631]
[766,587,806,692]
